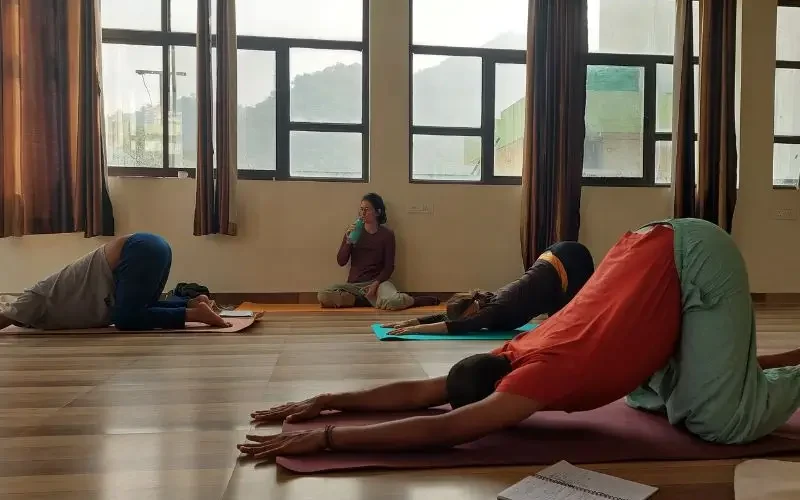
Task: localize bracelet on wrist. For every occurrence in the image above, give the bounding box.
[323,424,336,450]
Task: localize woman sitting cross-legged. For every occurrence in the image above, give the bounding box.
[317,192,438,311]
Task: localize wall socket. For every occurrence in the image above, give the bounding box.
[774,207,797,220]
[408,203,434,215]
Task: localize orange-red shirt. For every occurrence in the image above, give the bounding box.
[492,225,681,412]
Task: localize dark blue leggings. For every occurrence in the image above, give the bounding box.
[111,233,187,331]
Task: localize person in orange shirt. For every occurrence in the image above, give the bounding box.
[237,219,800,459]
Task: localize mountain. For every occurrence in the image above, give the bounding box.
[170,33,529,178]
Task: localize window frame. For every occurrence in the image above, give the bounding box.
[408,0,698,187]
[773,0,800,189]
[102,0,370,182]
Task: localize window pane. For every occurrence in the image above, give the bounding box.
[777,6,800,62]
[655,64,699,133]
[238,51,278,171]
[655,140,698,185]
[494,64,526,177]
[290,49,362,124]
[775,69,800,136]
[774,143,800,187]
[589,0,698,56]
[412,0,527,49]
[290,131,362,178]
[412,135,482,181]
[167,46,195,169]
[413,55,481,127]
[103,44,164,168]
[102,0,160,30]
[583,65,644,178]
[170,0,216,33]
[236,0,362,40]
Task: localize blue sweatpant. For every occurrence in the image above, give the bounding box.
[111,233,187,331]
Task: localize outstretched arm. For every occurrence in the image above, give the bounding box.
[251,377,448,424]
[326,377,447,412]
[239,391,542,458]
[388,307,503,336]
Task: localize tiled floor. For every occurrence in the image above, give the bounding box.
[1,305,799,499]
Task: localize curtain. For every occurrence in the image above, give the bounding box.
[0,0,114,238]
[671,0,696,220]
[672,0,738,233]
[520,0,588,268]
[194,0,238,236]
[696,0,738,232]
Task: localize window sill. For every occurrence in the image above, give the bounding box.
[408,176,674,187]
[107,167,367,183]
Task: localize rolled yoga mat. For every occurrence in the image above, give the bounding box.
[275,399,800,473]
[1,315,255,335]
[371,323,536,341]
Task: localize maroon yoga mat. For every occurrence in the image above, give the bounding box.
[275,399,800,474]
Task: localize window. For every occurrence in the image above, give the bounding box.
[410,0,698,185]
[410,0,527,183]
[101,0,368,180]
[774,1,800,188]
[586,0,698,186]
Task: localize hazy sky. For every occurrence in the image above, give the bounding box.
[98,0,604,114]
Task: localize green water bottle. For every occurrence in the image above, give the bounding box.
[348,217,364,244]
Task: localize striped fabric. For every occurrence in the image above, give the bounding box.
[697,0,738,233]
[194,0,238,236]
[519,0,587,269]
[0,0,114,238]
[672,0,738,234]
[671,0,697,222]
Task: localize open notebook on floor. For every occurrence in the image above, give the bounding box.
[498,461,658,500]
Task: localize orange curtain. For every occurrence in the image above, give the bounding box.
[0,0,114,238]
[194,0,238,236]
[520,0,588,268]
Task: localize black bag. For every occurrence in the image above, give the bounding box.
[170,282,211,299]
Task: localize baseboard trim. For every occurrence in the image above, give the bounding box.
[212,292,455,305]
[216,292,800,305]
[3,292,800,305]
[751,293,800,304]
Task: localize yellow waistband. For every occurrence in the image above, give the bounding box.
[538,251,568,293]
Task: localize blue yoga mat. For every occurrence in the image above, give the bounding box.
[371,323,536,341]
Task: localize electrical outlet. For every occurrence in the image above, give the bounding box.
[408,203,434,215]
[774,208,797,220]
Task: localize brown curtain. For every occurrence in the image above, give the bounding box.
[194,0,238,236]
[696,0,738,232]
[520,0,588,268]
[672,0,738,232]
[0,0,114,238]
[671,0,696,220]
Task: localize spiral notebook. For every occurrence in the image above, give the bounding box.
[498,461,658,500]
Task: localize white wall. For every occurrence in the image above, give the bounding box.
[0,0,796,294]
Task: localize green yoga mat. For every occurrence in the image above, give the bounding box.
[371,323,536,341]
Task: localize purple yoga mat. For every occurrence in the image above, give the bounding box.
[275,399,800,473]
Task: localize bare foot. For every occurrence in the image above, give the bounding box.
[187,303,231,328]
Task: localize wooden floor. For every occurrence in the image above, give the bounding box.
[1,305,799,500]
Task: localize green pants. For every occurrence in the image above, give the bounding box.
[317,281,414,311]
[626,218,800,444]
